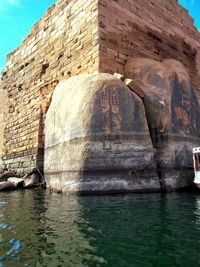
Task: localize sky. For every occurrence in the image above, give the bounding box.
[0,0,56,71]
[179,0,200,29]
[0,0,200,71]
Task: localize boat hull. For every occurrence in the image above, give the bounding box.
[194,183,200,189]
[194,175,200,189]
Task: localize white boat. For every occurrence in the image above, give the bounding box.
[193,147,200,189]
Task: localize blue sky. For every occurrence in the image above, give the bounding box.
[179,0,200,30]
[0,0,56,71]
[0,0,199,71]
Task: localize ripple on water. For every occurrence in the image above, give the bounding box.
[0,191,200,266]
[0,239,21,265]
[0,224,9,230]
[0,201,7,206]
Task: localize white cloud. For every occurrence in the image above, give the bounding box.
[8,0,20,5]
[0,0,20,11]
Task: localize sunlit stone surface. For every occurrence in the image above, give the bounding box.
[125,59,200,190]
[44,73,159,193]
[45,61,200,193]
[0,84,8,172]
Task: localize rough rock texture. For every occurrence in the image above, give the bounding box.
[45,67,200,193]
[0,181,16,191]
[8,177,24,188]
[125,58,200,190]
[99,0,200,100]
[1,0,200,193]
[0,172,20,182]
[1,0,200,177]
[0,0,99,175]
[44,73,160,193]
[23,172,40,189]
[0,83,8,172]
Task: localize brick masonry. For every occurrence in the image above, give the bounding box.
[98,0,200,99]
[0,0,98,174]
[1,0,200,175]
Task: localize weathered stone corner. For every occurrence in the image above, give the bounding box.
[1,0,200,193]
[44,68,200,193]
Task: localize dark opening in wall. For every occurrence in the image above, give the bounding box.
[147,32,163,43]
[41,63,49,76]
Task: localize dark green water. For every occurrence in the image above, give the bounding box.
[0,191,200,267]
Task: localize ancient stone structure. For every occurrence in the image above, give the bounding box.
[44,67,200,193]
[0,82,8,171]
[98,0,200,100]
[125,59,200,190]
[0,0,99,174]
[1,0,200,192]
[45,74,160,193]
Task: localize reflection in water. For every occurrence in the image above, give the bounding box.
[195,197,200,227]
[0,191,200,266]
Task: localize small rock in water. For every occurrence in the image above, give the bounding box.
[23,172,40,189]
[8,178,24,188]
[0,181,16,191]
[0,172,20,182]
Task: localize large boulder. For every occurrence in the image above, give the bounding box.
[8,177,24,188]
[0,172,20,182]
[0,181,16,191]
[44,73,160,193]
[125,58,200,190]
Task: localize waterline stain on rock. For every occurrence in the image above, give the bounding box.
[1,0,200,193]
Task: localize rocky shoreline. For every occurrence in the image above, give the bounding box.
[0,170,45,192]
[0,170,197,194]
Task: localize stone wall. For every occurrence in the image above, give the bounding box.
[1,0,200,176]
[98,0,200,99]
[1,0,98,174]
[0,81,8,172]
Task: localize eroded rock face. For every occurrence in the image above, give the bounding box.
[23,172,40,189]
[125,58,200,190]
[44,73,159,193]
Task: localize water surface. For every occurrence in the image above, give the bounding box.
[0,190,200,266]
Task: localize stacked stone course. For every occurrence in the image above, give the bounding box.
[1,0,200,176]
[1,0,98,174]
[98,0,200,99]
